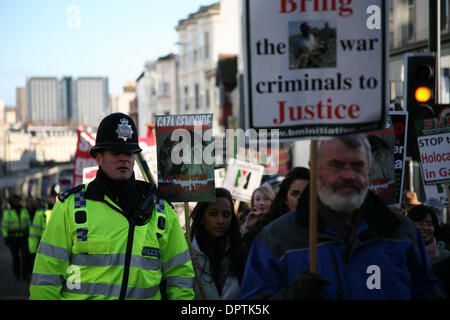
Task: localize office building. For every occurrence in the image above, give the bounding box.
[73,77,110,128]
[26,77,62,125]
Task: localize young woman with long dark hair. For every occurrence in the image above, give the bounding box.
[190,187,246,300]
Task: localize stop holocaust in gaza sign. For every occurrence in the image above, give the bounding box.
[244,0,388,140]
[416,117,450,185]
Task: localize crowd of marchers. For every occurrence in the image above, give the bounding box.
[1,113,449,300]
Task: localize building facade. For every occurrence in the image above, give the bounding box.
[26,77,62,125]
[155,53,179,118]
[2,126,77,174]
[110,81,136,115]
[176,0,241,135]
[389,0,450,106]
[136,61,157,136]
[73,77,110,129]
[25,76,109,128]
[16,87,27,123]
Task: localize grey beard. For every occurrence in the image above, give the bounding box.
[318,180,368,213]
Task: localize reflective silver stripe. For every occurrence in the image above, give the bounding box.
[38,242,70,262]
[126,285,159,299]
[62,282,160,299]
[165,276,194,289]
[71,253,124,267]
[71,253,161,270]
[131,255,161,270]
[162,249,191,271]
[31,224,45,231]
[63,282,121,298]
[31,273,64,286]
[29,234,41,239]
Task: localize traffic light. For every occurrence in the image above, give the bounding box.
[404,53,436,160]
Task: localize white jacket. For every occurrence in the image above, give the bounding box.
[190,235,241,300]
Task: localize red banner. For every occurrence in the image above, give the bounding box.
[73,129,97,187]
[73,126,157,187]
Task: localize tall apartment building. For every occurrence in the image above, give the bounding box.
[26,77,62,125]
[16,87,27,123]
[24,76,109,127]
[73,77,109,128]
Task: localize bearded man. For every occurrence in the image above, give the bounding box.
[239,134,445,300]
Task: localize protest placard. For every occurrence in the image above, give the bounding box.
[366,116,396,205]
[222,158,265,203]
[364,112,409,206]
[82,166,98,184]
[243,0,388,273]
[424,183,449,207]
[155,114,215,202]
[243,0,388,140]
[214,168,226,188]
[390,111,408,207]
[415,117,450,185]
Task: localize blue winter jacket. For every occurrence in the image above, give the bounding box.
[239,186,444,300]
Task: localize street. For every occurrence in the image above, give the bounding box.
[0,222,30,300]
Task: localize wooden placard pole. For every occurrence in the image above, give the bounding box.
[309,140,318,273]
[136,152,157,186]
[234,199,240,214]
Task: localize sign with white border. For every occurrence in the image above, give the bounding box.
[223,158,265,202]
[243,0,389,140]
[415,117,450,185]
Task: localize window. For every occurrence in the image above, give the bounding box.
[189,41,194,65]
[442,0,449,31]
[160,70,170,96]
[407,0,415,41]
[195,83,199,109]
[193,35,198,63]
[206,89,210,108]
[204,32,210,59]
[182,45,188,68]
[184,86,189,110]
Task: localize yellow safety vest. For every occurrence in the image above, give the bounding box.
[28,209,47,254]
[29,184,195,300]
[2,208,30,238]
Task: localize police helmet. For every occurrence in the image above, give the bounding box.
[90,113,142,157]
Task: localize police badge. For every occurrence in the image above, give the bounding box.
[116,118,133,141]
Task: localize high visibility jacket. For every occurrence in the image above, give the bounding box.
[28,209,48,254]
[2,207,31,238]
[30,182,195,300]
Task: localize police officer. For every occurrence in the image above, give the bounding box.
[28,183,61,266]
[30,113,195,300]
[2,195,31,281]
